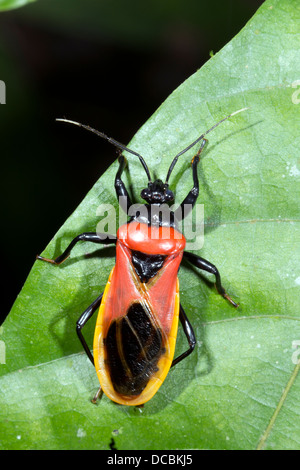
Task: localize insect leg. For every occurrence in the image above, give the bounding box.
[171,304,196,367]
[183,251,239,307]
[76,293,103,365]
[37,232,116,265]
[115,154,133,214]
[174,138,207,222]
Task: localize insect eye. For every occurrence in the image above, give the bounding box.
[165,189,174,201]
[141,188,151,200]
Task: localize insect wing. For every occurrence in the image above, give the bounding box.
[93,241,182,405]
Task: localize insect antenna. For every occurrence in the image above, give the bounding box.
[56,118,152,182]
[165,107,249,183]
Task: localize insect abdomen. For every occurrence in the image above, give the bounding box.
[105,301,165,396]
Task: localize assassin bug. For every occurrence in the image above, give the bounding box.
[37,108,247,406]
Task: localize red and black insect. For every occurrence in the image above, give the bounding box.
[37,109,246,406]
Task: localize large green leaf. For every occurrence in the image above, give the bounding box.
[1,0,299,450]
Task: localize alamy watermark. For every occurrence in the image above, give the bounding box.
[0,340,5,364]
[96,198,205,251]
[292,340,300,365]
[0,80,6,104]
[291,80,300,104]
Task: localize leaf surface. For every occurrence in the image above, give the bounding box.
[0,0,36,11]
[1,0,300,450]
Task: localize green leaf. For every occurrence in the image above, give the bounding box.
[0,0,36,11]
[1,0,300,450]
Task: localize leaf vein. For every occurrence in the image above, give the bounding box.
[256,361,300,450]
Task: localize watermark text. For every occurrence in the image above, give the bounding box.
[96,198,205,251]
[0,80,6,104]
[292,340,300,365]
[0,340,5,364]
[291,80,300,104]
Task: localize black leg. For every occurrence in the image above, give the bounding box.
[172,304,196,367]
[183,251,239,307]
[76,293,103,365]
[37,232,116,265]
[115,154,133,214]
[174,138,207,222]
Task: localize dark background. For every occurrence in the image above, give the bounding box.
[0,0,264,323]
